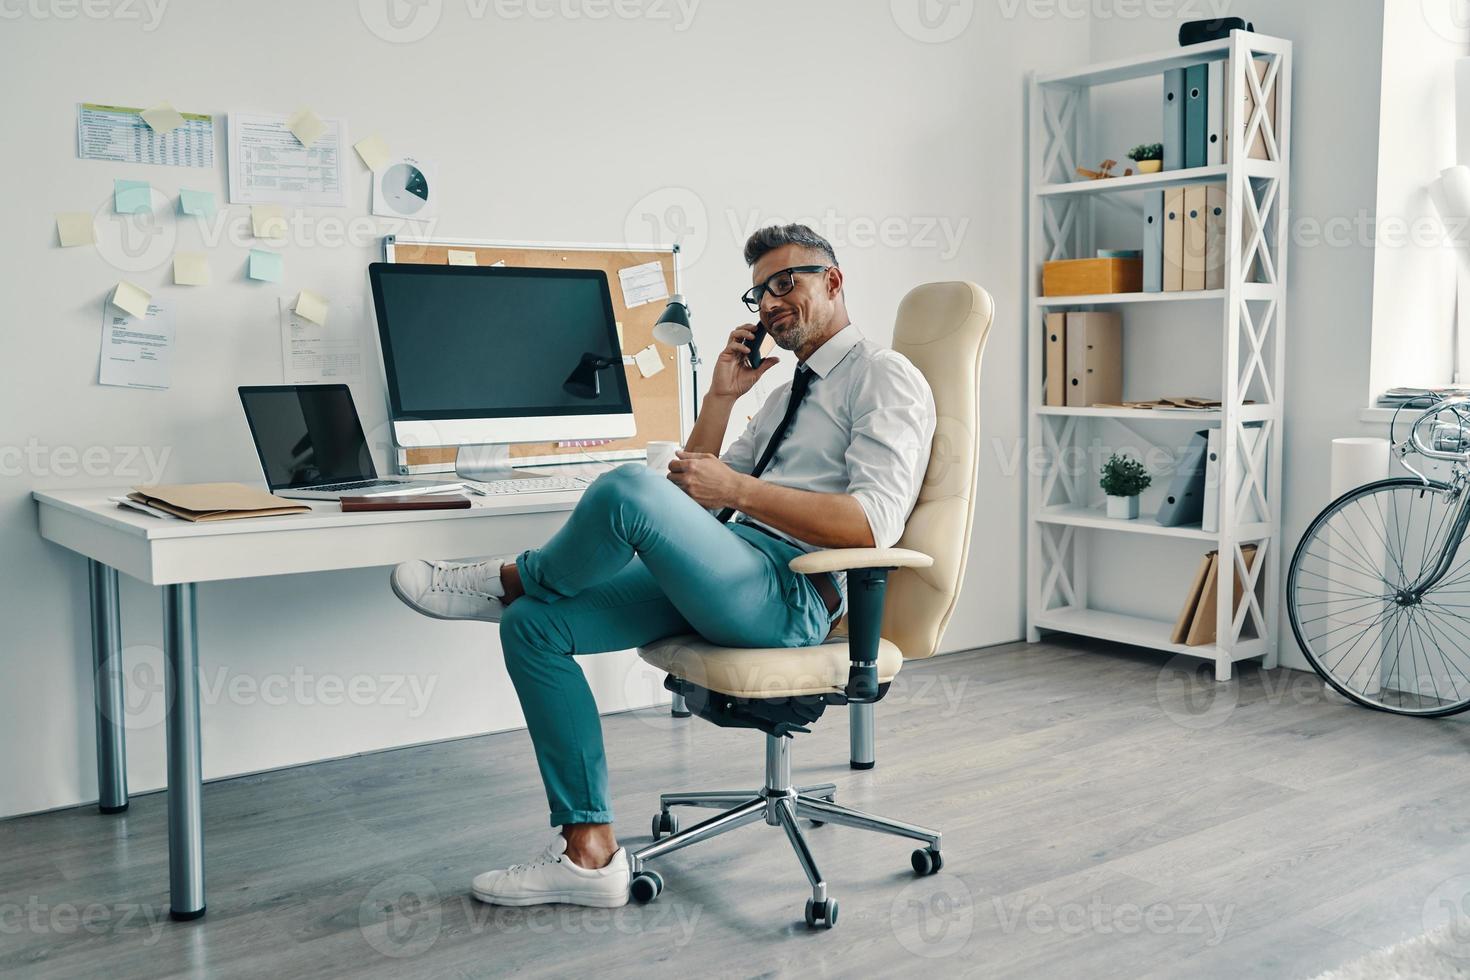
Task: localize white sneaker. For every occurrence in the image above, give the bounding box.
[390,557,514,623]
[471,833,630,908]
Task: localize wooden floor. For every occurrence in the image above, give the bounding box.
[6,635,1470,979]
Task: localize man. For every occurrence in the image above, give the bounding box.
[390,224,936,908]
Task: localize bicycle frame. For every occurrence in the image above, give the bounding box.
[1391,397,1470,596]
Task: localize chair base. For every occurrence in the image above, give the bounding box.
[628,733,941,927]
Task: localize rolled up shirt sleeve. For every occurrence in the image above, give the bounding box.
[844,355,937,549]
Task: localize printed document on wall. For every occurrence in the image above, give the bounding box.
[618,260,669,309]
[77,103,216,168]
[99,300,174,390]
[279,298,362,383]
[228,111,347,206]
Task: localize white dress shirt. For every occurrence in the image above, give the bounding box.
[720,324,937,596]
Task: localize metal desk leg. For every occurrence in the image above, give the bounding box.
[88,560,129,813]
[163,583,205,920]
[670,691,690,718]
[850,701,875,770]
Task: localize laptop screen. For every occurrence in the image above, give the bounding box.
[239,385,377,489]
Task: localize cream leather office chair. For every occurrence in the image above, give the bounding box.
[631,281,993,928]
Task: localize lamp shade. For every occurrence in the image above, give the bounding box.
[652,293,693,347]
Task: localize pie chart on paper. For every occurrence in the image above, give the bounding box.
[373,157,437,219]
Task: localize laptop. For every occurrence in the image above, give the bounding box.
[238,384,464,501]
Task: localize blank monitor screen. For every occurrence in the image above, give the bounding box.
[238,385,375,489]
[369,263,632,421]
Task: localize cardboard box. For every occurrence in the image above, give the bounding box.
[1041,258,1143,297]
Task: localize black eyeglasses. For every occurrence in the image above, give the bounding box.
[741,265,831,313]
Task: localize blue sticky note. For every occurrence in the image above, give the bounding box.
[248,248,284,282]
[178,188,216,219]
[114,179,152,214]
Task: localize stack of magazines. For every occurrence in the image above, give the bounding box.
[1377,386,1470,409]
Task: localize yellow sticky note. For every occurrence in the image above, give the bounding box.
[287,107,326,147]
[615,321,625,350]
[354,134,390,171]
[295,289,330,326]
[173,252,210,286]
[140,102,185,135]
[446,249,477,266]
[252,204,286,239]
[634,344,664,379]
[111,281,151,318]
[56,212,95,247]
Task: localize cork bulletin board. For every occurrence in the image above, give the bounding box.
[381,237,684,472]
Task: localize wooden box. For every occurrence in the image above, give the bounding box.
[1042,258,1143,297]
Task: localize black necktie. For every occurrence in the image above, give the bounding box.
[718,367,813,524]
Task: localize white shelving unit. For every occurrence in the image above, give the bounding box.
[1025,31,1292,681]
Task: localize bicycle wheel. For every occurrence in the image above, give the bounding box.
[1288,477,1470,716]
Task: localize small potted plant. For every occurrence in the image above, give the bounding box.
[1128,143,1164,174]
[1099,453,1151,520]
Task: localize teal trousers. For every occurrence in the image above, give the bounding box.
[501,463,840,826]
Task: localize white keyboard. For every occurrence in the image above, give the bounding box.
[462,476,587,496]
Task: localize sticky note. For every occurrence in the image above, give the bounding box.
[178,188,216,218]
[446,249,477,266]
[111,281,151,318]
[287,107,326,147]
[114,179,152,214]
[252,204,286,239]
[140,102,185,135]
[615,321,624,349]
[56,212,96,247]
[173,252,210,286]
[247,248,284,282]
[294,289,329,326]
[634,344,664,379]
[354,134,390,171]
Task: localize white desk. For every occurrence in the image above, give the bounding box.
[32,477,874,920]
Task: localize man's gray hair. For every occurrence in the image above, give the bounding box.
[743,223,839,268]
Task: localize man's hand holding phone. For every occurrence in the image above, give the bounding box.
[708,322,779,400]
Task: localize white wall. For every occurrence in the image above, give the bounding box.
[0,1,1091,818]
[1086,0,1387,671]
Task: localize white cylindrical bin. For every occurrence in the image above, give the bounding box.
[1330,437,1390,498]
[1327,437,1391,695]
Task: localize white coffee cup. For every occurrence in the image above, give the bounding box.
[646,440,680,475]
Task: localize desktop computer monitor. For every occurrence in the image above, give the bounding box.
[368,262,636,479]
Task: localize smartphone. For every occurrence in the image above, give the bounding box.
[746,322,769,370]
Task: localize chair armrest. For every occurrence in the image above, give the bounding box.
[788,548,933,575]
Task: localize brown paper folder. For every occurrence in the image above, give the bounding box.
[128,483,310,522]
[1065,312,1122,408]
[1170,551,1216,645]
[1183,544,1259,646]
[1044,312,1067,407]
[1182,184,1206,291]
[1162,186,1185,292]
[1204,185,1227,290]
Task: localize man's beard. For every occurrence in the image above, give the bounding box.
[770,315,818,353]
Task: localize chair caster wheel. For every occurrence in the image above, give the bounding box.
[911,847,943,876]
[804,897,838,929]
[651,811,678,840]
[630,871,663,904]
